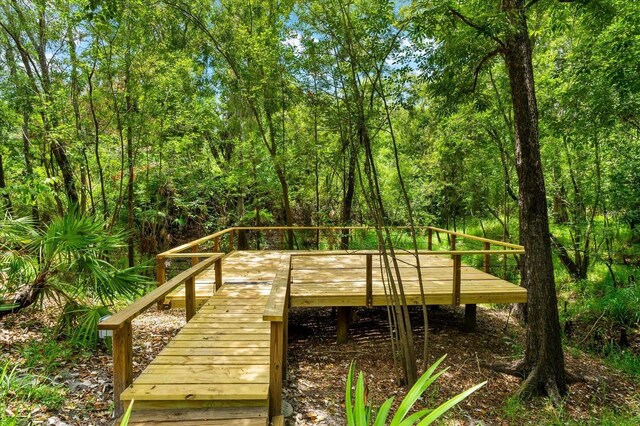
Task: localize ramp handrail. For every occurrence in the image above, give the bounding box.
[99,252,224,416]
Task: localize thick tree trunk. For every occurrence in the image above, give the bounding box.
[502,0,566,399]
[0,153,12,212]
[275,167,294,249]
[37,6,78,207]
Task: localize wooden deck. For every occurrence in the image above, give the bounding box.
[118,249,525,423]
[166,251,527,308]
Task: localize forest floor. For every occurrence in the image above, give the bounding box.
[1,304,638,425]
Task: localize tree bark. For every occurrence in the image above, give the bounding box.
[0,152,12,213]
[502,0,566,399]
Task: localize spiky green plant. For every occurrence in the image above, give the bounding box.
[119,400,135,425]
[346,354,486,425]
[0,209,151,346]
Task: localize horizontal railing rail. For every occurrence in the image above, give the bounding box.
[99,252,224,416]
[157,226,523,256]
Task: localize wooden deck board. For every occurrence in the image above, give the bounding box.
[125,406,268,425]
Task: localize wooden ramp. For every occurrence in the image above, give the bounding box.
[122,281,275,425]
[166,252,283,309]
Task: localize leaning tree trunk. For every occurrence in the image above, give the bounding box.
[503,0,567,399]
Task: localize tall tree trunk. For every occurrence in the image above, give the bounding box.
[36,6,77,206]
[502,0,566,399]
[88,63,108,219]
[125,68,135,268]
[68,24,85,213]
[314,78,320,249]
[341,146,357,249]
[0,152,12,213]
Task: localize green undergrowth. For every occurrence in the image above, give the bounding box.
[560,263,640,326]
[502,395,640,425]
[0,361,66,424]
[601,346,640,379]
[19,338,78,376]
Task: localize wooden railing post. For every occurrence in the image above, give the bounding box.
[452,254,461,305]
[215,256,223,291]
[112,320,133,417]
[264,256,292,418]
[229,229,235,252]
[365,254,373,307]
[428,228,433,250]
[185,275,196,321]
[483,242,491,273]
[328,229,334,250]
[213,237,220,253]
[191,245,199,267]
[269,320,284,418]
[450,234,456,259]
[156,255,166,309]
[279,229,285,250]
[282,288,289,381]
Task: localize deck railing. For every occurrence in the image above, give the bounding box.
[154,226,524,295]
[288,248,524,306]
[98,252,224,416]
[103,225,523,417]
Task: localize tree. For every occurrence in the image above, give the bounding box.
[410,0,568,398]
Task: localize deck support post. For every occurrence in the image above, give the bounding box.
[269,320,284,418]
[112,320,133,417]
[464,304,477,332]
[185,275,196,321]
[215,257,223,291]
[156,255,166,309]
[365,254,373,307]
[337,307,352,343]
[483,242,490,273]
[214,237,220,253]
[427,228,433,250]
[452,254,461,305]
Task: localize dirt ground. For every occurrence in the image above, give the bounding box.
[1,304,638,425]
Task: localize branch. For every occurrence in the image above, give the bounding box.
[471,47,502,92]
[449,7,506,48]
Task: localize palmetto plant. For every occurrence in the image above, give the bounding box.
[0,209,150,346]
[346,355,486,425]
